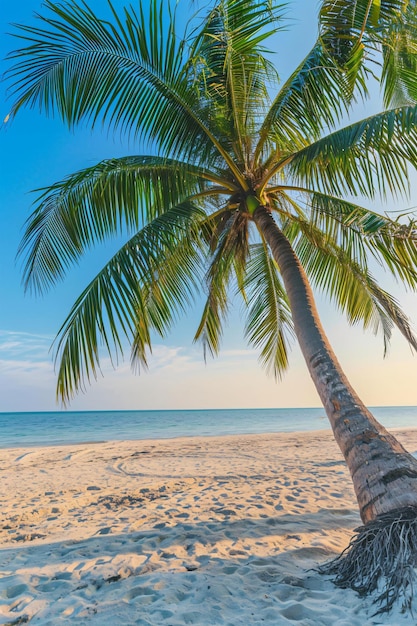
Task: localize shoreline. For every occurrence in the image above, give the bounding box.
[2,427,333,452]
[2,424,417,451]
[2,405,415,451]
[2,428,417,624]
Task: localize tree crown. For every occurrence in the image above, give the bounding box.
[5,0,417,400]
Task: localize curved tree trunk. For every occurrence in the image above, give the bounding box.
[253,205,417,524]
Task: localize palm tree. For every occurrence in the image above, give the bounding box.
[6,0,417,611]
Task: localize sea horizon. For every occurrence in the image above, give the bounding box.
[4,402,417,414]
[1,405,416,449]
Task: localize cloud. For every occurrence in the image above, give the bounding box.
[0,330,56,411]
[0,329,53,361]
[0,327,316,412]
[1,324,415,413]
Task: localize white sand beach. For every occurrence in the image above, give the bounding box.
[1,428,417,625]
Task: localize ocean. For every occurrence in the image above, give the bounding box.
[0,406,416,449]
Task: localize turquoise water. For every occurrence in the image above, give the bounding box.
[0,406,416,448]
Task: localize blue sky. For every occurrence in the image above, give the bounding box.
[0,0,416,412]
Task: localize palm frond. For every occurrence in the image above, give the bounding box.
[280,187,417,293]
[256,42,355,165]
[6,0,417,405]
[320,1,417,108]
[54,203,204,401]
[319,0,376,85]
[285,105,417,198]
[307,192,389,266]
[381,29,417,107]
[243,242,293,377]
[284,217,417,353]
[5,0,230,169]
[191,0,284,165]
[305,191,417,288]
[381,3,417,106]
[17,155,215,294]
[363,216,417,287]
[319,1,394,88]
[194,209,249,356]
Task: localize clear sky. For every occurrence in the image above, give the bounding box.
[0,0,416,413]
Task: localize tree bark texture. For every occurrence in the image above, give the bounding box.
[253,205,417,524]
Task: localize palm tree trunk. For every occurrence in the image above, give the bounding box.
[253,205,417,524]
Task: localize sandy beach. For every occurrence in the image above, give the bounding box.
[1,428,417,625]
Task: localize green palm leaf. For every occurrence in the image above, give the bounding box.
[364,217,417,287]
[243,242,293,377]
[18,155,218,294]
[306,191,417,287]
[191,0,284,165]
[285,217,417,353]
[5,0,230,170]
[54,203,204,401]
[319,0,411,100]
[195,209,249,357]
[257,43,354,165]
[285,106,417,197]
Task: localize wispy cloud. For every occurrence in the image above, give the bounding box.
[124,344,260,386]
[9,327,413,412]
[0,330,56,410]
[0,329,53,361]
[0,329,299,412]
